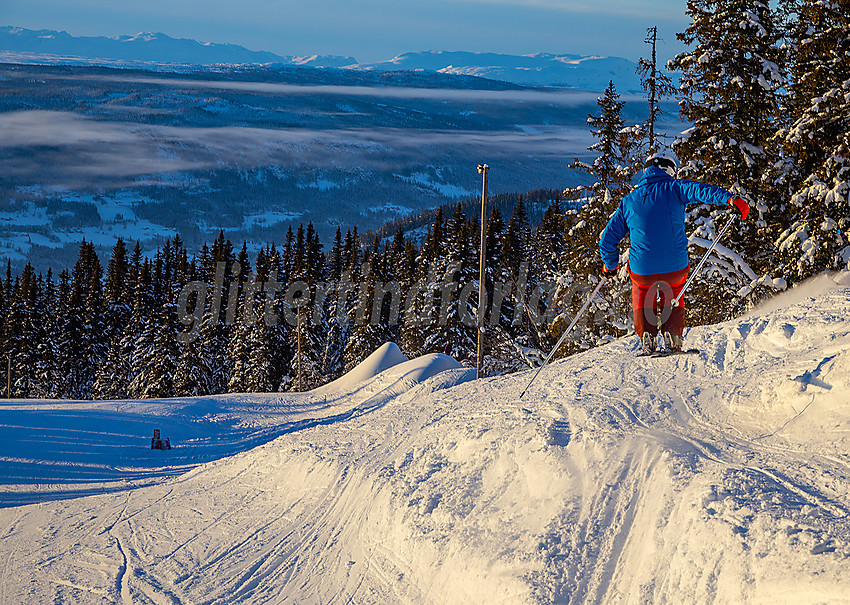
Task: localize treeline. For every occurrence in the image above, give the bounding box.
[0,196,583,399]
[2,0,846,399]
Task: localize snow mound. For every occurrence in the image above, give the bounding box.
[745,269,850,318]
[383,352,467,384]
[2,290,850,603]
[313,341,408,395]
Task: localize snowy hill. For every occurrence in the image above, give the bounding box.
[2,273,850,602]
[354,51,643,91]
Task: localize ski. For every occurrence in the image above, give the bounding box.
[650,348,700,358]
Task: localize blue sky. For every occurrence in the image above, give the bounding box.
[1,0,689,63]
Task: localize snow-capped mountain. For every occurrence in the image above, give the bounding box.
[0,26,643,89]
[0,26,355,68]
[1,275,849,601]
[354,50,643,91]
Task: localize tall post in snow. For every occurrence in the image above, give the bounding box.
[476,164,489,379]
[297,307,303,392]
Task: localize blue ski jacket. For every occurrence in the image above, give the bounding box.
[599,167,734,276]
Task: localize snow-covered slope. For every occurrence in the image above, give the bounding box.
[2,274,850,603]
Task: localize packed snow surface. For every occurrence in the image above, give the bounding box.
[2,274,850,603]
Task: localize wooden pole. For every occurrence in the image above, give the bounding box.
[476,164,489,379]
[297,307,303,392]
[6,355,10,398]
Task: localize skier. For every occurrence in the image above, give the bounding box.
[598,151,750,353]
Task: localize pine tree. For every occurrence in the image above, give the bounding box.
[7,264,43,397]
[399,209,444,357]
[772,0,850,282]
[36,271,59,398]
[129,300,179,398]
[328,227,344,282]
[534,199,566,281]
[227,293,253,393]
[424,203,477,361]
[553,82,644,355]
[174,322,213,397]
[57,241,106,398]
[343,254,396,370]
[563,81,645,276]
[637,26,677,152]
[669,0,785,267]
[93,239,133,399]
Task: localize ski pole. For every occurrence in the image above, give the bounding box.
[519,276,608,398]
[672,213,736,308]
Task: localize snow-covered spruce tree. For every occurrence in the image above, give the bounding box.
[772,0,850,282]
[666,0,787,324]
[421,203,478,363]
[669,0,785,269]
[500,196,538,348]
[556,81,643,355]
[483,204,542,375]
[244,315,274,392]
[173,331,211,397]
[225,265,275,394]
[284,223,328,391]
[399,208,445,358]
[226,293,253,393]
[124,260,156,398]
[35,271,60,398]
[344,247,396,371]
[93,239,135,399]
[56,241,106,398]
[563,81,645,276]
[7,264,42,397]
[129,300,179,399]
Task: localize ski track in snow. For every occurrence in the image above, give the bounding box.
[1,280,850,603]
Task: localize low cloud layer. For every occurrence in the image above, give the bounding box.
[0,110,594,190]
[87,74,639,106]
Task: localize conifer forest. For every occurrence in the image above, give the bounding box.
[2,0,848,399]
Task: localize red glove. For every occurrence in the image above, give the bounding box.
[601,265,619,278]
[728,197,750,220]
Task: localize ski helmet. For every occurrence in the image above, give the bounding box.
[645,150,678,177]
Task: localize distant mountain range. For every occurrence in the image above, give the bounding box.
[0,26,643,91]
[0,26,356,68]
[356,51,642,92]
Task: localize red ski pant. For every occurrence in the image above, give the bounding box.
[630,266,689,337]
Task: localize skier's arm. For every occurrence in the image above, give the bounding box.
[599,206,627,272]
[675,179,734,207]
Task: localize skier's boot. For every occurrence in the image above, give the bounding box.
[641,332,656,354]
[663,332,684,352]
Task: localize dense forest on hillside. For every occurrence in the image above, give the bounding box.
[1,0,847,397]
